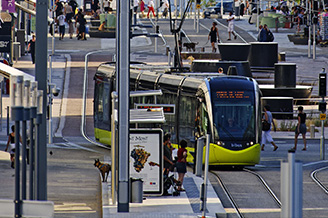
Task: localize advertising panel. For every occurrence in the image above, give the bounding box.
[130,129,163,195]
[0,35,11,53]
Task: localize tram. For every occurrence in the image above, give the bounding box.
[94,62,262,165]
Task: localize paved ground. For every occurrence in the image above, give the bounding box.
[0,13,328,218]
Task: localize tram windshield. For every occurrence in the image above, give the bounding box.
[211,90,255,141]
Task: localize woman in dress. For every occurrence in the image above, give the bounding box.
[208,22,220,52]
[176,140,188,191]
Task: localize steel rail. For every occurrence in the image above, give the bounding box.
[243,168,281,207]
[310,166,328,194]
[210,171,244,218]
[81,50,110,149]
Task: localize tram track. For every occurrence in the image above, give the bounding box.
[310,166,328,194]
[211,168,281,218]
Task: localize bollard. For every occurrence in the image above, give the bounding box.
[130,178,143,203]
[310,124,315,138]
[281,151,303,218]
[166,46,170,56]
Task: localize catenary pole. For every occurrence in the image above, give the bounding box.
[117,0,130,212]
[35,0,48,200]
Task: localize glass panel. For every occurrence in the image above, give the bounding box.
[211,90,255,142]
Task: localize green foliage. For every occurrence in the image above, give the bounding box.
[278,120,297,131]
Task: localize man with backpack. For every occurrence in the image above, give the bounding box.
[258,24,274,42]
[264,24,274,42]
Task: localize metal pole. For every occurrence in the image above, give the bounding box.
[29,82,37,200]
[111,92,117,204]
[320,117,325,160]
[313,21,316,60]
[11,75,24,218]
[201,134,210,218]
[48,55,53,144]
[35,0,48,201]
[221,0,223,16]
[7,106,9,136]
[257,1,260,31]
[194,2,196,29]
[307,0,311,58]
[117,0,130,212]
[155,0,158,53]
[22,80,31,200]
[197,8,199,33]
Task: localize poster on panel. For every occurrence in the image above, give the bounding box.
[129,129,163,195]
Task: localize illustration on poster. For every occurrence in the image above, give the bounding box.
[130,145,151,173]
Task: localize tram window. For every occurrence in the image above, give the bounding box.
[95,82,110,124]
[195,101,208,138]
[211,93,255,141]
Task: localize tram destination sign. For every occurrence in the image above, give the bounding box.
[135,104,175,114]
[216,91,250,99]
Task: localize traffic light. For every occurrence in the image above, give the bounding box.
[319,102,326,112]
[319,68,326,97]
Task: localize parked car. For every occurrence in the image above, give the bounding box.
[203,0,234,18]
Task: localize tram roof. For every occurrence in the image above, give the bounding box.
[0,62,35,82]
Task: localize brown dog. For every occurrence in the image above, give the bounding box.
[94,159,111,182]
[183,42,198,52]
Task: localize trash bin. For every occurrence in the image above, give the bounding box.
[130,178,143,203]
[13,42,21,61]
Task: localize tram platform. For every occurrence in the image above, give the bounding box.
[102,171,226,218]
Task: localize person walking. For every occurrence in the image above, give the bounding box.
[292,106,307,151]
[27,35,36,64]
[176,140,188,192]
[162,0,169,18]
[140,0,145,17]
[5,125,22,169]
[208,22,220,52]
[261,105,278,151]
[227,11,237,40]
[147,0,156,18]
[258,24,267,42]
[57,12,66,40]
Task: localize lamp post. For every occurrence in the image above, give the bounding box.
[35,90,44,199]
[29,81,38,200]
[10,75,24,218]
[22,80,31,200]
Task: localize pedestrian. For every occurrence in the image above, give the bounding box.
[240,0,245,16]
[176,139,188,192]
[103,0,110,12]
[163,133,174,176]
[133,0,139,20]
[208,22,220,53]
[261,105,278,151]
[140,0,145,17]
[162,0,169,18]
[5,125,22,169]
[218,67,224,74]
[57,12,66,40]
[55,0,63,18]
[227,11,237,40]
[292,106,307,151]
[98,21,106,31]
[64,3,74,22]
[27,35,36,64]
[257,24,263,41]
[67,17,74,39]
[264,24,274,42]
[68,0,78,14]
[147,0,156,18]
[258,24,267,42]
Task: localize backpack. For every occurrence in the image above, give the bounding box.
[267,30,274,42]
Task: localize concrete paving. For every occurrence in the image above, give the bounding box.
[1,13,328,218]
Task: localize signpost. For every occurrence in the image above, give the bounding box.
[319,68,326,160]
